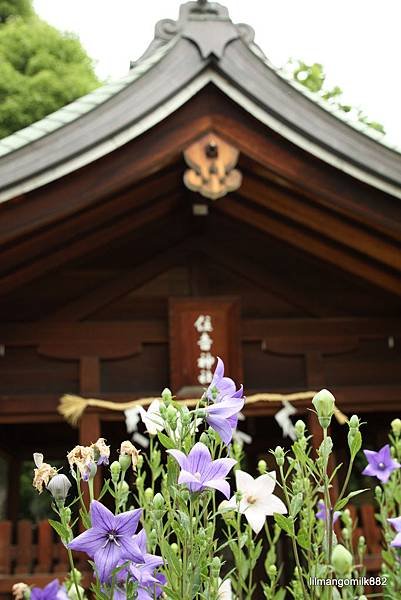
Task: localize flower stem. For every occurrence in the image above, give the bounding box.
[67,548,82,600]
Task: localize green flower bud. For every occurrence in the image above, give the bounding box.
[149,528,157,546]
[181,488,190,502]
[267,565,277,580]
[144,488,154,503]
[211,556,221,577]
[375,485,382,500]
[342,528,349,541]
[170,542,179,553]
[166,404,177,421]
[295,420,306,438]
[118,454,131,472]
[137,454,144,468]
[332,544,353,576]
[110,461,121,482]
[274,446,285,467]
[312,389,336,429]
[348,415,360,429]
[162,388,172,404]
[258,459,267,475]
[153,493,165,510]
[392,418,401,436]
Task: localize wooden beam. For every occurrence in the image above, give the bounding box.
[0,194,181,295]
[0,167,182,275]
[44,238,193,321]
[239,173,401,274]
[216,196,401,296]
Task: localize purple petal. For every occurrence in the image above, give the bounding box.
[178,469,202,486]
[115,508,142,536]
[68,527,105,557]
[94,543,122,582]
[204,457,236,481]
[166,449,190,471]
[90,500,115,532]
[378,444,392,464]
[362,464,380,478]
[388,516,401,532]
[213,357,225,379]
[391,532,401,547]
[187,442,212,474]
[206,397,244,418]
[206,415,234,445]
[205,478,231,498]
[119,535,144,563]
[133,528,147,554]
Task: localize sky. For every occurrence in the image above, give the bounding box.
[33,0,401,144]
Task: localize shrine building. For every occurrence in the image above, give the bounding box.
[1,1,401,592]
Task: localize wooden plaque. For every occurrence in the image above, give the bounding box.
[169,297,242,395]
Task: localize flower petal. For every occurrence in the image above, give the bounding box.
[235,469,255,494]
[391,532,401,547]
[94,543,122,582]
[388,516,401,532]
[244,506,266,534]
[206,415,233,445]
[253,472,277,497]
[187,442,212,474]
[259,492,287,516]
[205,478,231,498]
[178,469,202,486]
[119,535,144,563]
[166,449,190,471]
[115,507,142,536]
[204,457,236,482]
[90,500,115,532]
[68,527,105,557]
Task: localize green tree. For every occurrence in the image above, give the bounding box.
[0,0,99,139]
[288,59,385,134]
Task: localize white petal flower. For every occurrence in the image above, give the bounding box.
[124,407,141,434]
[226,469,287,534]
[218,578,232,599]
[139,399,165,435]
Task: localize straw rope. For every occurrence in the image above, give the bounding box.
[58,391,348,427]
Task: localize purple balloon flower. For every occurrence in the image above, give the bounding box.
[362,444,401,483]
[388,516,401,547]
[316,500,340,526]
[206,357,243,402]
[31,580,68,600]
[68,500,144,582]
[116,529,165,600]
[205,395,245,444]
[167,442,236,498]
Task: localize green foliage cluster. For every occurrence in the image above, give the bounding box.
[0,0,99,139]
[289,59,385,134]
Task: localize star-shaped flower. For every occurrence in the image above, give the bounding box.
[224,469,287,534]
[30,580,68,600]
[316,500,340,526]
[388,516,401,547]
[362,444,401,483]
[68,500,144,582]
[206,357,243,403]
[167,442,236,498]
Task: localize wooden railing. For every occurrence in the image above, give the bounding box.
[0,507,383,597]
[0,520,89,597]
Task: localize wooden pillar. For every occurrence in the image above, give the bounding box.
[305,351,339,500]
[79,356,102,498]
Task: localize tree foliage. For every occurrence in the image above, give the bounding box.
[0,0,99,139]
[288,59,385,134]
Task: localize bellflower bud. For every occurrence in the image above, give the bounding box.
[47,474,71,504]
[162,388,172,404]
[258,459,267,475]
[267,565,277,580]
[294,420,306,438]
[274,446,285,467]
[211,556,221,577]
[312,389,336,429]
[144,488,154,503]
[110,461,121,483]
[153,493,165,511]
[391,418,401,437]
[332,544,353,576]
[199,432,210,446]
[170,542,179,553]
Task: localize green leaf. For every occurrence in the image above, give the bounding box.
[48,519,69,541]
[157,432,176,450]
[334,488,369,511]
[297,528,310,550]
[273,513,293,536]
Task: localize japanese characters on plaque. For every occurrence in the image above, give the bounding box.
[194,315,215,385]
[169,298,242,394]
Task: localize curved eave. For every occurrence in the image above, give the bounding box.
[1,35,401,202]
